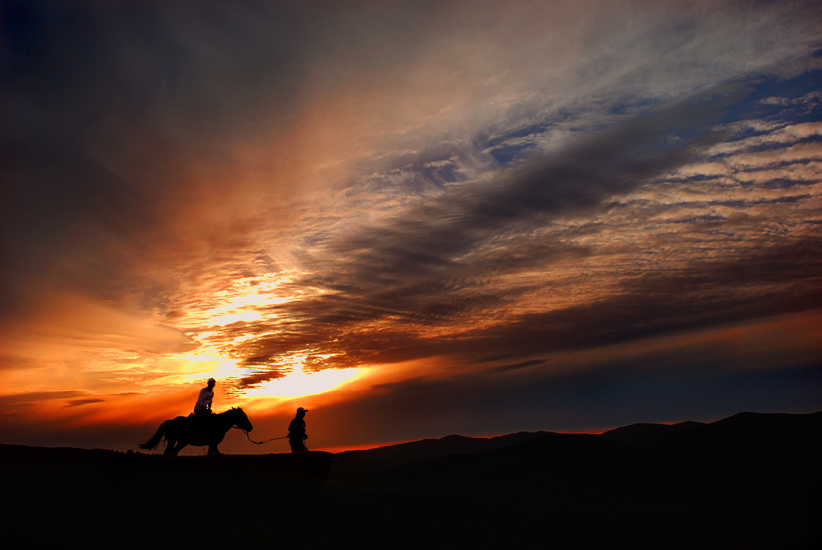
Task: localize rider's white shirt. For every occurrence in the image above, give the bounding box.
[194,387,213,412]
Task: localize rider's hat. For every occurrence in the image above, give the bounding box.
[208,378,216,384]
[297,407,309,413]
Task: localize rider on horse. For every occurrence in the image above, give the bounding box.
[139,377,256,457]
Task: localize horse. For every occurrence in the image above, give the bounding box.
[139,407,253,457]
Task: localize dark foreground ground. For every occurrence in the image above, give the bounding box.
[2,411,820,549]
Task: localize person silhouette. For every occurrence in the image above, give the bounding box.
[288,407,309,453]
[194,378,216,417]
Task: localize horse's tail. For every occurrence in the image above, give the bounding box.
[139,420,171,450]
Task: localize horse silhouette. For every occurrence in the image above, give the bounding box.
[139,407,253,457]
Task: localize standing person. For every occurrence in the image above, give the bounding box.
[194,378,216,417]
[288,407,309,453]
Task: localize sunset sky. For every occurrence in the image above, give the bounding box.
[2,0,821,454]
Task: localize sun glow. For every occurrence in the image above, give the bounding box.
[176,273,294,327]
[208,310,264,327]
[243,367,364,399]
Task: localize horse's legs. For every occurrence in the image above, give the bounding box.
[173,442,187,456]
[207,445,220,456]
[164,438,187,457]
[164,438,176,458]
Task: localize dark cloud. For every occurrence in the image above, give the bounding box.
[230,232,822,379]
[492,359,547,373]
[1,390,88,402]
[0,390,92,409]
[227,91,737,373]
[458,235,822,358]
[65,398,105,407]
[220,74,822,385]
[363,88,731,263]
[464,237,822,360]
[232,367,288,389]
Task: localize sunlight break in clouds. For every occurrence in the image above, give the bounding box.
[242,368,364,400]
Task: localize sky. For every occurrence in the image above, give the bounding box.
[2,0,821,454]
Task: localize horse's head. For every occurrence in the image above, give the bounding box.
[229,407,253,432]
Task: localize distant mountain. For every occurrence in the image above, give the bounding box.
[600,420,705,443]
[333,430,552,470]
[597,410,822,460]
[335,410,822,509]
[332,410,822,473]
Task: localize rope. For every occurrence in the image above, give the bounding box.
[234,426,289,445]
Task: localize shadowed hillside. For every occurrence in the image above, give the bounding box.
[332,430,552,470]
[2,411,819,549]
